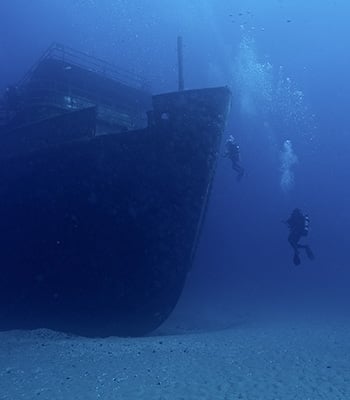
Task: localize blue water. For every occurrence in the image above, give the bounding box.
[1,0,350,379]
[0,0,350,400]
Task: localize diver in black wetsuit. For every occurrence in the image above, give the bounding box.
[224,135,244,181]
[285,208,315,266]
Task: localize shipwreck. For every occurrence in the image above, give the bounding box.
[0,42,231,336]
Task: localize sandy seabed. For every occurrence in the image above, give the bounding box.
[1,316,350,400]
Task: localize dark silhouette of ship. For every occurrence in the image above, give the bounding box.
[0,43,231,336]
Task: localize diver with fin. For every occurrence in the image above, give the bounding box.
[285,208,315,266]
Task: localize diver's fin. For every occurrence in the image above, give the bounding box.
[293,252,301,266]
[305,246,315,261]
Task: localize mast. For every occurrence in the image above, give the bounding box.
[177,36,184,91]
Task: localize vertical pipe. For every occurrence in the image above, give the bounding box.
[177,36,184,91]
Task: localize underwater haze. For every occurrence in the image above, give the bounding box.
[1,0,350,398]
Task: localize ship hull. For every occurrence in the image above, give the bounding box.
[0,87,231,336]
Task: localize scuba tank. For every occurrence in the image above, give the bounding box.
[302,214,310,236]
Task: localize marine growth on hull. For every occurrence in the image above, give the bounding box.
[0,43,231,336]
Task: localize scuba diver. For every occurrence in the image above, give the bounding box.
[285,208,315,266]
[224,135,244,181]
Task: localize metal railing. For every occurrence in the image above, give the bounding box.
[1,43,151,131]
[17,42,150,91]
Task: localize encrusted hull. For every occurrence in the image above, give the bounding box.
[0,87,231,336]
